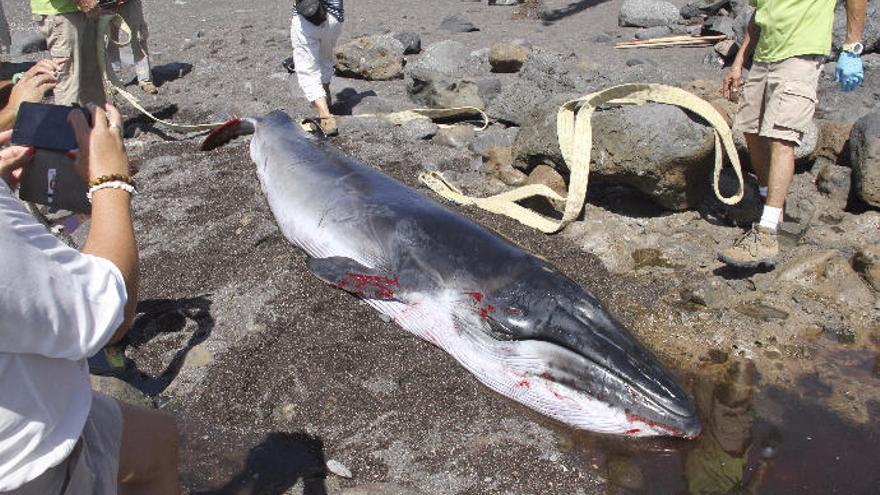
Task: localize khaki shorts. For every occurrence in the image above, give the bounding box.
[733,56,822,146]
[35,12,106,107]
[9,392,123,495]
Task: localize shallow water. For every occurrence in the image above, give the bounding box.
[560,346,880,495]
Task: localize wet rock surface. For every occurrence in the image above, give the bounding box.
[4,0,880,493]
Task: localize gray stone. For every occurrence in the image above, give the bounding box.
[439,15,480,33]
[705,15,736,39]
[408,75,488,109]
[10,31,47,56]
[334,35,405,81]
[400,118,440,140]
[732,6,755,45]
[433,125,477,148]
[486,50,596,125]
[408,40,470,79]
[680,3,702,19]
[391,31,421,54]
[832,0,879,55]
[688,0,731,16]
[849,112,880,207]
[619,0,681,28]
[816,160,852,210]
[468,124,519,155]
[714,39,739,58]
[514,101,716,211]
[635,26,673,40]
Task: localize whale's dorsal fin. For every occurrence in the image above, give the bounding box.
[308,257,401,301]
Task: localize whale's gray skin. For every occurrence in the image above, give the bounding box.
[202,111,700,438]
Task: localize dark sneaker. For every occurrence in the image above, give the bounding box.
[719,224,779,268]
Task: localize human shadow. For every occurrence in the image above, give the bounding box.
[192,432,328,495]
[117,296,214,396]
[151,62,194,87]
[541,0,612,24]
[121,103,182,140]
[0,61,36,80]
[330,87,378,115]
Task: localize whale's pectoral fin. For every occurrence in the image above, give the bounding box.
[308,257,402,301]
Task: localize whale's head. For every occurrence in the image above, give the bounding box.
[474,266,700,438]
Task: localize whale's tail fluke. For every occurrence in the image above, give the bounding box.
[199,118,256,151]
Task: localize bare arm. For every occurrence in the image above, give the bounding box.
[70,104,139,344]
[844,0,867,44]
[0,59,59,131]
[723,11,758,101]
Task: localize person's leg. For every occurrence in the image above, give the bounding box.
[765,139,795,210]
[292,15,335,134]
[744,132,770,186]
[116,401,181,495]
[45,12,105,107]
[314,16,343,134]
[122,0,156,93]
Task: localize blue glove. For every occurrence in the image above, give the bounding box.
[835,51,864,92]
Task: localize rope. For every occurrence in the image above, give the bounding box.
[419,83,744,234]
[97,14,225,132]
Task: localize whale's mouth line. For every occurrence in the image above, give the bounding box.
[516,337,695,424]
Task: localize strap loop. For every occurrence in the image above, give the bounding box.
[419,83,745,234]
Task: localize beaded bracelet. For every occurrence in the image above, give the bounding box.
[87,181,138,203]
[89,174,135,188]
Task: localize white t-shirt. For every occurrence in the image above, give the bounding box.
[0,181,127,491]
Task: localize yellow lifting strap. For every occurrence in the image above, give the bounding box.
[419,83,745,234]
[96,14,225,132]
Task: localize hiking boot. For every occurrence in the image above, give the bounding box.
[319,116,338,137]
[139,80,158,94]
[719,224,779,268]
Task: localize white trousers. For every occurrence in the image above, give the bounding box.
[0,1,11,56]
[290,14,342,103]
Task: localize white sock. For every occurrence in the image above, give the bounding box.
[759,205,782,231]
[758,186,768,198]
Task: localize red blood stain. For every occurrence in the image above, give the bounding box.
[508,308,523,316]
[624,428,641,436]
[338,273,399,299]
[516,380,530,388]
[465,291,484,303]
[626,414,690,438]
[465,292,495,318]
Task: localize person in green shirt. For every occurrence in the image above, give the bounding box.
[30,0,107,107]
[719,0,867,268]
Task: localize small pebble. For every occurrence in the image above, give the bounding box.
[326,459,352,478]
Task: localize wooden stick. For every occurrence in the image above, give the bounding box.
[615,35,726,48]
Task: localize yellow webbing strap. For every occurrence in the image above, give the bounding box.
[357,106,490,130]
[419,83,744,234]
[97,14,225,132]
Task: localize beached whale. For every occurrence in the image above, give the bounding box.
[201,112,700,438]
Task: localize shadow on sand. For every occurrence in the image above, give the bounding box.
[541,0,612,24]
[93,296,215,397]
[191,432,328,495]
